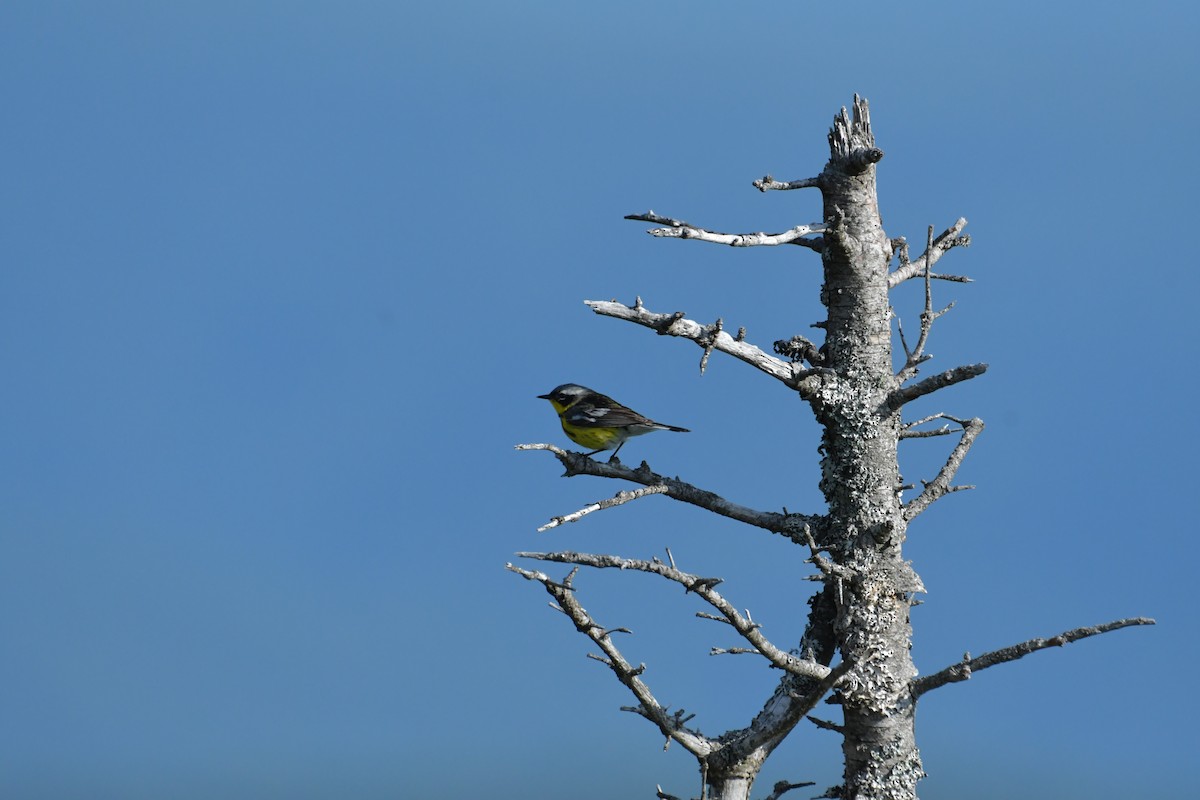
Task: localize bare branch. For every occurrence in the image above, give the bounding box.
[506,562,716,756]
[903,417,985,521]
[887,363,988,410]
[912,225,936,366]
[625,210,825,250]
[515,443,824,543]
[515,551,832,682]
[912,617,1157,698]
[887,218,972,288]
[753,174,821,192]
[585,298,823,390]
[680,589,839,777]
[537,484,670,532]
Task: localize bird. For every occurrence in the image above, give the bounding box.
[537,383,689,461]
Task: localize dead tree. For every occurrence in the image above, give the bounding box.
[511,95,1153,800]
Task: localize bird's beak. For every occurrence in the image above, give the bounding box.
[537,393,551,400]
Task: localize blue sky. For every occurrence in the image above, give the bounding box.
[1,2,1196,798]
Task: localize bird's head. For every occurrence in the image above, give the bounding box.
[537,383,591,413]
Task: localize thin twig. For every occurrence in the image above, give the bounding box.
[537,484,670,532]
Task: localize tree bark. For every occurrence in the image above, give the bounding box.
[809,96,924,800]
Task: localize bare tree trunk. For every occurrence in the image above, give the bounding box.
[810,99,924,800]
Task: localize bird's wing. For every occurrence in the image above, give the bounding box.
[563,401,652,429]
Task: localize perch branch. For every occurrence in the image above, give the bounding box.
[537,484,670,532]
[625,210,825,250]
[515,551,832,682]
[506,562,715,756]
[912,617,1157,698]
[902,417,985,521]
[515,443,824,544]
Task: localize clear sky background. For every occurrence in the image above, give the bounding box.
[2,2,1196,798]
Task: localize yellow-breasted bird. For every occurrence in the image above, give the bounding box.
[538,383,689,461]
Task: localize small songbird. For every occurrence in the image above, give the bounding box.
[538,383,689,461]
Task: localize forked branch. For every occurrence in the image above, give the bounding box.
[900,412,974,440]
[888,218,972,288]
[903,417,985,521]
[912,617,1157,698]
[506,562,716,756]
[515,550,832,682]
